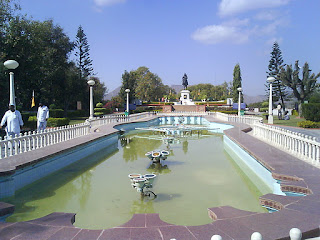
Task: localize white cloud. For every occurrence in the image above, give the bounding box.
[218,0,291,17]
[94,0,126,7]
[191,24,249,44]
[254,10,279,21]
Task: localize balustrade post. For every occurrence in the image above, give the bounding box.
[211,235,222,240]
[251,232,263,240]
[289,228,301,240]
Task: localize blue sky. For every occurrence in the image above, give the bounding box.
[20,0,320,96]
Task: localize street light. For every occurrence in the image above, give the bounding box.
[267,76,275,124]
[125,89,130,115]
[237,87,242,116]
[4,60,19,106]
[87,79,95,119]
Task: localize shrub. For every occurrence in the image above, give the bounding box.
[47,118,70,127]
[298,120,320,128]
[26,116,70,129]
[25,116,37,130]
[50,109,64,118]
[94,112,104,117]
[260,107,268,112]
[94,107,107,113]
[291,109,299,116]
[67,110,88,118]
[218,110,238,114]
[21,112,36,123]
[302,103,320,122]
[49,104,57,109]
[96,102,103,108]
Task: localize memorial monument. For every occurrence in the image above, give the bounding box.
[177,73,195,105]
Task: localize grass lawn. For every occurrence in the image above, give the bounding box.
[69,117,87,125]
[262,116,305,127]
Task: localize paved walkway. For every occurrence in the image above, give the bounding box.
[0,116,320,239]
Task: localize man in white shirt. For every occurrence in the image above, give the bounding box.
[37,102,49,131]
[0,104,24,138]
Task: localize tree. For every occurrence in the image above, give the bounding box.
[279,60,320,115]
[119,70,137,104]
[2,17,74,109]
[89,76,107,104]
[74,25,93,78]
[232,64,243,103]
[135,66,167,102]
[266,41,287,111]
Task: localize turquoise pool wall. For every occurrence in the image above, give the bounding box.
[0,134,118,199]
[224,135,284,195]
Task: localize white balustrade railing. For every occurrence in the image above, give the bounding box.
[0,123,90,159]
[89,112,155,127]
[211,227,305,240]
[0,112,156,159]
[253,122,320,164]
[209,112,263,125]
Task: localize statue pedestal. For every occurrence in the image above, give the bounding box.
[178,90,195,105]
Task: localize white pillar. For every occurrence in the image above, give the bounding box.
[268,82,273,124]
[87,79,95,119]
[125,89,130,115]
[9,72,16,106]
[89,85,94,119]
[127,92,129,113]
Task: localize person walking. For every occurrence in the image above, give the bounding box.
[37,102,49,131]
[277,103,282,120]
[0,104,24,138]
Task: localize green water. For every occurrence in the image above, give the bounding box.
[5,130,269,229]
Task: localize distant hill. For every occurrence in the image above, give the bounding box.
[105,85,267,104]
[243,94,267,104]
[104,86,121,100]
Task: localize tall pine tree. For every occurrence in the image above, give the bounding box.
[232,64,243,103]
[75,25,93,78]
[266,41,287,111]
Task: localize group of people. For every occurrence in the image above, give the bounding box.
[0,103,49,138]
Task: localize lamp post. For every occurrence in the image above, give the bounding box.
[4,60,19,106]
[267,77,275,124]
[87,79,95,119]
[125,89,130,115]
[237,87,242,116]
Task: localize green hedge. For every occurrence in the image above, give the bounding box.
[260,107,268,112]
[47,118,70,127]
[26,116,70,129]
[50,109,64,118]
[298,120,320,128]
[302,103,320,122]
[67,110,87,118]
[218,110,238,114]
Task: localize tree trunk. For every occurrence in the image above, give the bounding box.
[298,100,302,117]
[280,94,286,113]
